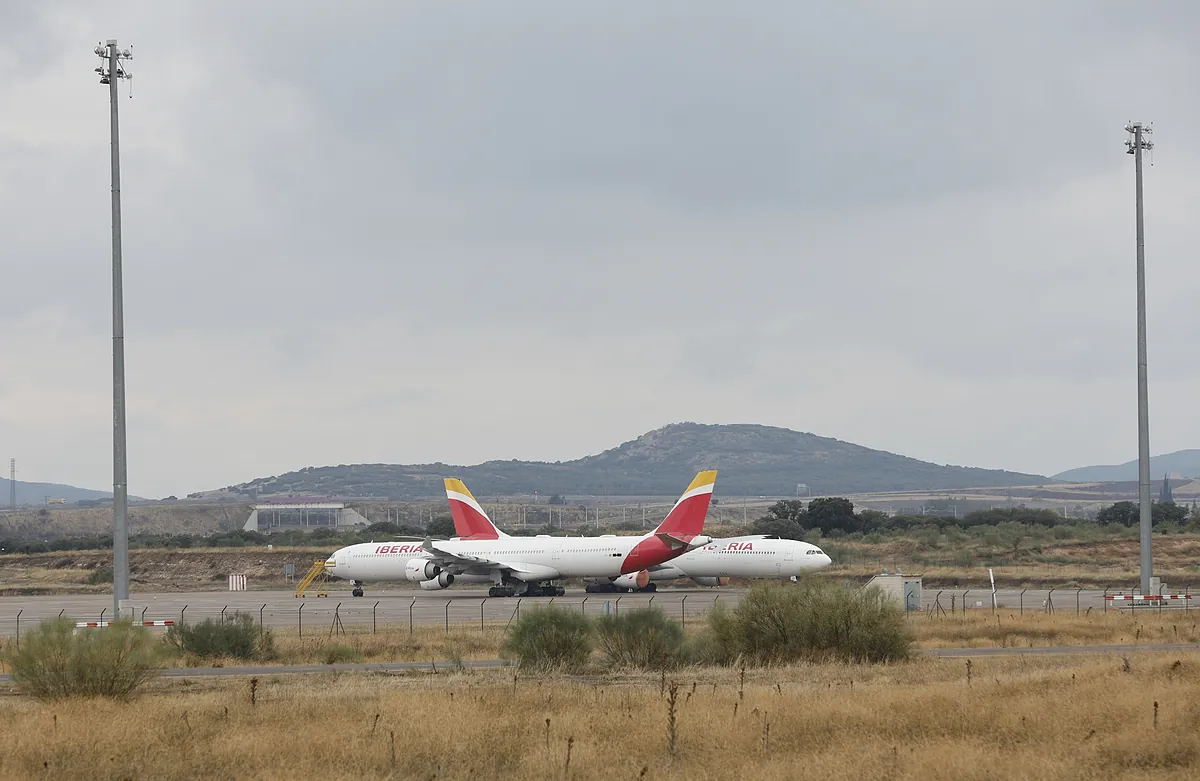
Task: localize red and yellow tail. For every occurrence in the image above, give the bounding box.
[444,478,509,540]
[651,470,717,546]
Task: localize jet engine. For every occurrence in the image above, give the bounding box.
[405,559,442,582]
[612,570,651,590]
[418,573,456,590]
[691,576,730,587]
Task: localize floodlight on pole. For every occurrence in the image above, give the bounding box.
[1125,121,1154,596]
[95,40,134,620]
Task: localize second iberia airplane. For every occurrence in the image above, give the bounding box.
[323,470,717,597]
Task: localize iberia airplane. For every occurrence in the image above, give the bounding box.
[323,470,717,597]
[584,535,832,593]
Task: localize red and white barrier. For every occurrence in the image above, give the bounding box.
[228,574,247,591]
[1105,594,1192,601]
[75,620,175,628]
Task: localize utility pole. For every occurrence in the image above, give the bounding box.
[8,459,14,509]
[95,40,133,620]
[1126,121,1154,596]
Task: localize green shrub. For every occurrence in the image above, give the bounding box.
[704,581,912,666]
[2,617,160,701]
[596,607,684,669]
[166,612,275,661]
[502,605,593,672]
[321,644,364,664]
[85,567,114,585]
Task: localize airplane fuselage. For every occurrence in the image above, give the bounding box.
[649,536,831,582]
[326,533,698,585]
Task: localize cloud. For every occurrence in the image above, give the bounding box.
[1,1,1199,496]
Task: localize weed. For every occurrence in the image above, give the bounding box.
[2,617,159,701]
[502,605,592,672]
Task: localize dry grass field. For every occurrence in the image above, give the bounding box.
[1,653,1199,780]
[825,536,1200,589]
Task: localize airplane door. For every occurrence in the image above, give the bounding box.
[550,539,562,562]
[784,546,795,562]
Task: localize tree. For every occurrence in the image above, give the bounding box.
[1153,501,1188,526]
[750,516,804,540]
[807,497,858,534]
[856,509,890,533]
[1097,500,1188,527]
[763,500,808,524]
[1160,475,1173,504]
[1097,501,1138,526]
[427,514,456,538]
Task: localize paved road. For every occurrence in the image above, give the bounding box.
[3,643,1198,684]
[0,586,1187,638]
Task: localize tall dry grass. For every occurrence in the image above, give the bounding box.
[1,653,1199,779]
[913,609,1200,649]
[172,625,506,668]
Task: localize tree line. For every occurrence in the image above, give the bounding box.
[748,497,1199,540]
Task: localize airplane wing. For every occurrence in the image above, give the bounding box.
[655,531,713,549]
[421,538,494,570]
[419,538,560,579]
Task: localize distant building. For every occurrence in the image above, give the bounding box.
[242,498,369,532]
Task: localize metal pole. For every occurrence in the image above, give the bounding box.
[1126,121,1155,596]
[96,40,134,621]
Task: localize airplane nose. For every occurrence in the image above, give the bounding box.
[820,554,832,568]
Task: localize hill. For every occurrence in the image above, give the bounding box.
[1053,449,1200,482]
[0,477,116,506]
[196,422,1048,500]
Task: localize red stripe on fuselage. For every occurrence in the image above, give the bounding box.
[622,536,685,574]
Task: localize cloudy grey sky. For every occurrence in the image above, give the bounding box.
[2,1,1198,497]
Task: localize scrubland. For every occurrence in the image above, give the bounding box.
[1,653,1199,780]
[5,609,1195,674]
[231,609,1200,666]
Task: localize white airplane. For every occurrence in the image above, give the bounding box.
[323,470,717,597]
[584,534,832,592]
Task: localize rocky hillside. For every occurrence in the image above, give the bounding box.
[200,423,1047,500]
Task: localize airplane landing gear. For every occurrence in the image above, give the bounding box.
[585,582,656,594]
[519,583,566,597]
[351,581,364,598]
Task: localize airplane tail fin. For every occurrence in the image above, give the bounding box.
[444,478,510,540]
[650,470,717,546]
